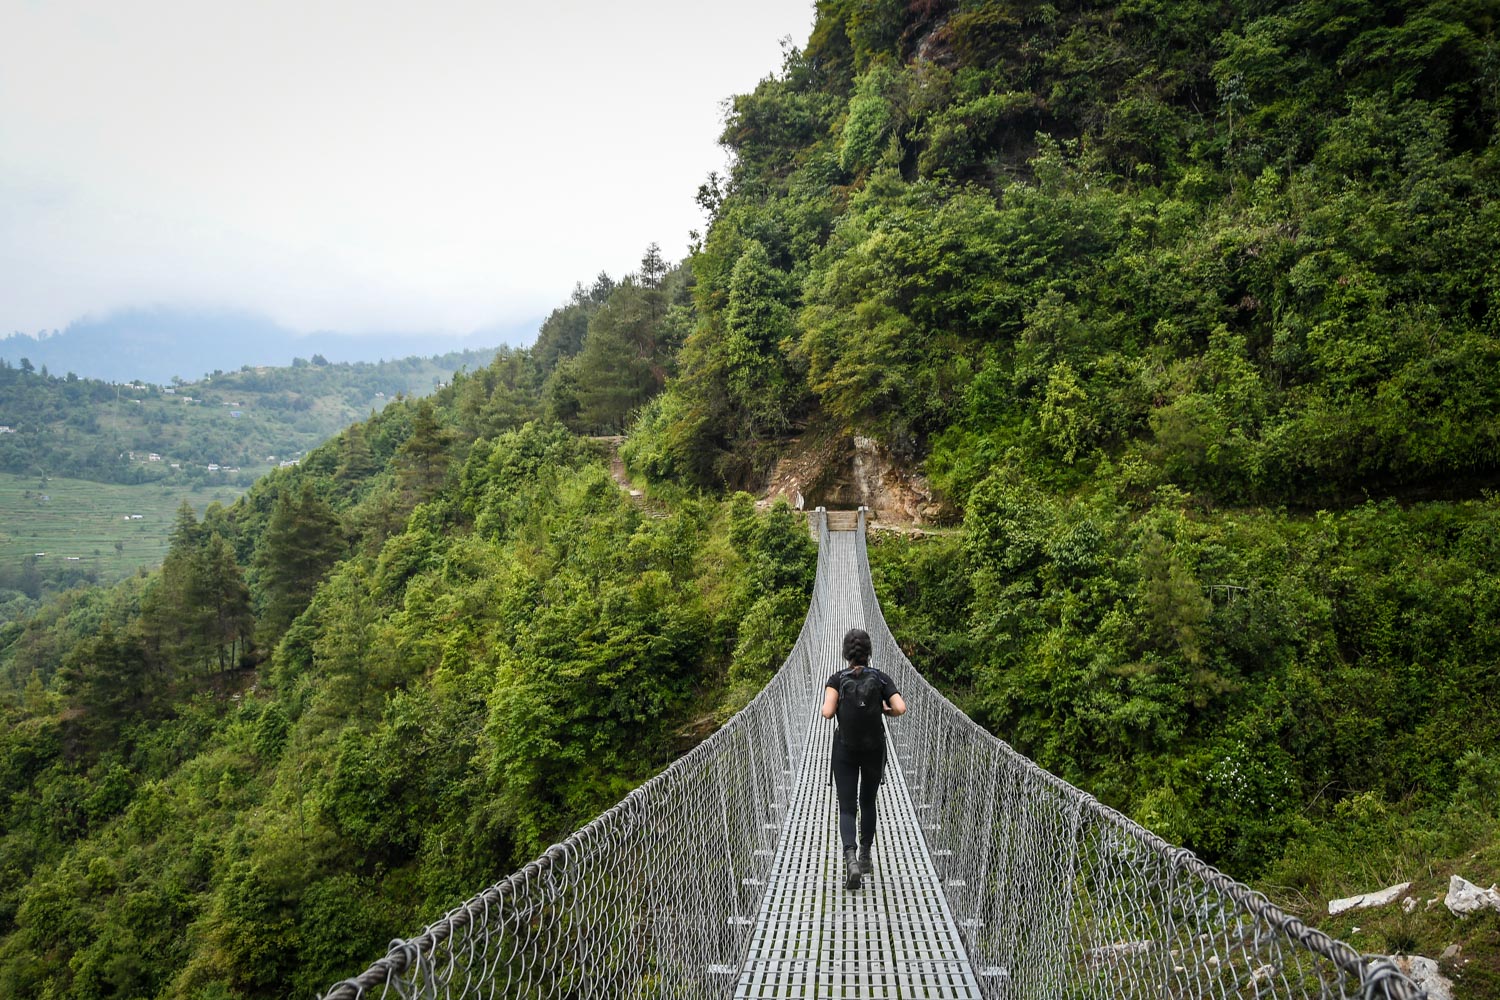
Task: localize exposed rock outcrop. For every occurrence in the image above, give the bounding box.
[1392,955,1454,1000]
[1328,881,1412,916]
[1445,875,1500,917]
[761,431,951,526]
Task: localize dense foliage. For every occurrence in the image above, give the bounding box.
[3,0,1499,995]
[634,0,1499,499]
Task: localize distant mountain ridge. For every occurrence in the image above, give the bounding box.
[2,306,541,384]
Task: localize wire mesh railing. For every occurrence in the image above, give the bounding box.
[324,507,1423,1000]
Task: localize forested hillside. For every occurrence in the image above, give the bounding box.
[1,0,1498,996]
[0,349,496,485]
[0,276,816,995]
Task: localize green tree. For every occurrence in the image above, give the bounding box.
[639,242,668,288]
[571,282,666,433]
[57,621,150,750]
[333,422,380,496]
[721,240,801,438]
[202,532,254,671]
[394,400,454,505]
[532,273,613,376]
[253,482,344,642]
[839,61,900,173]
[142,502,216,673]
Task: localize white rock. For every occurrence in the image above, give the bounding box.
[1401,896,1418,913]
[1394,955,1453,1000]
[1083,941,1153,966]
[1328,881,1413,915]
[1445,875,1500,917]
[1440,944,1461,960]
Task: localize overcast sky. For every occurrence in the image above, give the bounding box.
[0,0,815,338]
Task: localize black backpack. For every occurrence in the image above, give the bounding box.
[835,668,887,754]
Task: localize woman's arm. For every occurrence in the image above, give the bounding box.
[821,685,840,719]
[884,693,907,717]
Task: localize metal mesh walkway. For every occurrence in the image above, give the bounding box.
[735,529,981,1000]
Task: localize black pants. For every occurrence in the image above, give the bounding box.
[831,736,885,851]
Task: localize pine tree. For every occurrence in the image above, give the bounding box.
[395,400,453,504]
[572,283,666,433]
[166,499,204,554]
[253,482,344,642]
[333,422,380,496]
[146,502,216,674]
[202,532,254,672]
[639,242,668,288]
[58,621,150,748]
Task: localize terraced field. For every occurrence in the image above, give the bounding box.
[0,471,250,582]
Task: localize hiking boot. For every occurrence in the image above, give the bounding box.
[844,847,862,890]
[858,846,873,875]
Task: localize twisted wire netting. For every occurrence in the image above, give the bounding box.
[856,509,1424,1000]
[321,513,837,1000]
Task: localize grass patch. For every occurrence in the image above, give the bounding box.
[1263,789,1500,998]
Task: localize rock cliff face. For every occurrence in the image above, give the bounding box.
[759,431,951,525]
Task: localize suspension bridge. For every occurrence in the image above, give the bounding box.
[324,509,1423,1000]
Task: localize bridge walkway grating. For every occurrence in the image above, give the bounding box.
[733,529,981,999]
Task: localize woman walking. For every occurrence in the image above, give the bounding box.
[822,627,906,890]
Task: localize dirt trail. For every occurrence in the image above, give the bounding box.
[587,435,632,492]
